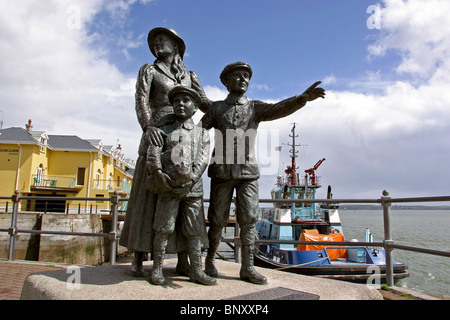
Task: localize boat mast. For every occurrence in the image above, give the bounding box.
[288,123,300,185]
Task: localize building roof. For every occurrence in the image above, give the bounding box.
[0,127,97,151]
[0,124,135,170]
[47,135,98,151]
[0,127,38,144]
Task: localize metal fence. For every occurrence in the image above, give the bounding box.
[0,191,124,265]
[1,189,449,287]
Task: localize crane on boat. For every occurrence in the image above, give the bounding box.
[305,158,325,186]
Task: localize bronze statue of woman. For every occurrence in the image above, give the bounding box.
[119,27,211,276]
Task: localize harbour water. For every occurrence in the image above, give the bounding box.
[339,209,449,297]
[219,209,449,297]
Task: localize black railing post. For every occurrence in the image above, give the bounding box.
[381,190,394,287]
[109,191,120,265]
[234,222,241,263]
[8,190,20,261]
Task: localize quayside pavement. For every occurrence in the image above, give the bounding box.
[1,258,445,301]
[0,259,64,300]
[3,258,382,300]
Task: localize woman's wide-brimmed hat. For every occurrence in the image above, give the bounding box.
[147,27,186,59]
[219,61,253,86]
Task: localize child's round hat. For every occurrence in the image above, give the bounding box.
[168,86,201,106]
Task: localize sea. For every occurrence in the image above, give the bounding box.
[219,209,449,297]
[338,209,449,297]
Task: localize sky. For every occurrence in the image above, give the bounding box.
[1,0,450,202]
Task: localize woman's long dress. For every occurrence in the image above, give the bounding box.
[119,62,210,254]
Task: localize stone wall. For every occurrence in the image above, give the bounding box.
[0,213,41,260]
[38,214,105,265]
[0,213,125,265]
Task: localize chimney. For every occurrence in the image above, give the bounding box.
[25,119,33,131]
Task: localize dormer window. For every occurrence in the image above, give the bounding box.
[39,137,47,152]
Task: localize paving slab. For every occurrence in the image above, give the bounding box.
[0,260,64,300]
[20,258,382,300]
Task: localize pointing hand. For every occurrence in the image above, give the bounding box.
[301,81,326,102]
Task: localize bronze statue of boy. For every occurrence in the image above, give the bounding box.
[119,27,211,278]
[201,62,325,284]
[146,86,215,285]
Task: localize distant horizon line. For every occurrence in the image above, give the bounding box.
[340,204,450,210]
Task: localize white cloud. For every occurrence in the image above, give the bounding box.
[256,76,450,199]
[103,0,155,20]
[250,83,271,92]
[203,85,228,101]
[1,0,450,202]
[323,74,336,85]
[256,0,450,199]
[369,0,450,78]
[0,0,140,159]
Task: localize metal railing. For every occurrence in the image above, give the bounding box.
[91,179,132,193]
[253,190,450,286]
[1,190,449,287]
[277,175,322,187]
[0,191,123,266]
[31,174,76,188]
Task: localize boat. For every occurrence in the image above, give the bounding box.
[254,123,409,283]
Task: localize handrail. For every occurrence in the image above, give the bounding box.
[1,189,449,287]
[1,190,122,265]
[31,174,76,188]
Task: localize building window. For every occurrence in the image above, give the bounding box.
[108,173,113,190]
[77,167,86,186]
[95,169,101,189]
[95,194,105,203]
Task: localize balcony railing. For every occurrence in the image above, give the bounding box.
[31,175,76,189]
[92,179,132,193]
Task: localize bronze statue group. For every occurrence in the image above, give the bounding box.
[119,27,325,286]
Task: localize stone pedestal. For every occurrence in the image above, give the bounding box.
[20,258,382,300]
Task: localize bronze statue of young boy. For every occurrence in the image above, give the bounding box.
[201,62,325,284]
[146,86,215,285]
[119,27,211,278]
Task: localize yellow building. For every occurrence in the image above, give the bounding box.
[0,120,135,213]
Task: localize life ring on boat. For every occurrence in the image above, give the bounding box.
[331,227,340,234]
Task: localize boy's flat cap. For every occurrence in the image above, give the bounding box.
[220,62,253,86]
[168,86,201,106]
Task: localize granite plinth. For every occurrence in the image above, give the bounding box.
[20,258,383,300]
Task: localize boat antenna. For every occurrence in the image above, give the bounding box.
[287,123,301,185]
